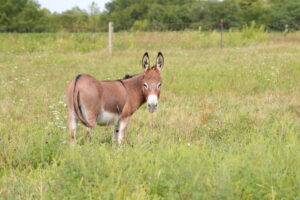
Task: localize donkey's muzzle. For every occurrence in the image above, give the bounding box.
[147,94,158,113]
[147,103,158,113]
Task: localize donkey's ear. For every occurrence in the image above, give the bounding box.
[142,52,150,71]
[156,52,164,71]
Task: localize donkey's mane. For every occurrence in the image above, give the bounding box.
[123,74,134,79]
[102,73,140,83]
[121,73,140,80]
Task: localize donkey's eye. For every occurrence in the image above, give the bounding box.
[143,83,148,89]
[157,83,162,89]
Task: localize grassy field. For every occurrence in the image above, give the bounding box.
[0,31,300,199]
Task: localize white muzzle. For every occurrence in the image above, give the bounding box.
[147,94,158,113]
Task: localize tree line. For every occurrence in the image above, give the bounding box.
[0,0,300,32]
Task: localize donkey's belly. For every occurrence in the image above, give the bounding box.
[97,110,120,126]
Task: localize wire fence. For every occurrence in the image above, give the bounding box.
[1,21,299,55]
[0,21,300,33]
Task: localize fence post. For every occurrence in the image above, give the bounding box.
[220,19,224,49]
[108,22,113,55]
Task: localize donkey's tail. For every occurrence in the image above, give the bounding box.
[73,74,93,128]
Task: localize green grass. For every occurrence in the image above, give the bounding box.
[0,31,300,199]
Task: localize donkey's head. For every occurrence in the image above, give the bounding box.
[141,52,164,113]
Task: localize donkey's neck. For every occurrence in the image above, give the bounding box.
[122,73,146,113]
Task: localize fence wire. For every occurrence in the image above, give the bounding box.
[0,21,300,33]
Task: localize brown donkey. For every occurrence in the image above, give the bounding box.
[66,52,164,145]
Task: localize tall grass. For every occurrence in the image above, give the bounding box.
[0,31,299,199]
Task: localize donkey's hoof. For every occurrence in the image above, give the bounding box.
[70,139,77,146]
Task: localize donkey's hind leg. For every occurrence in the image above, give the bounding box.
[86,127,92,142]
[68,110,77,145]
[85,114,97,142]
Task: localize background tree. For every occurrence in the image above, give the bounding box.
[0,0,45,32]
[0,0,299,32]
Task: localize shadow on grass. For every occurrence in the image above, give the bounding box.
[76,135,113,146]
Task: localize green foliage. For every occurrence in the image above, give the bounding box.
[241,21,266,40]
[102,0,300,31]
[267,0,300,31]
[1,0,300,32]
[234,0,269,24]
[130,19,149,31]
[0,0,46,32]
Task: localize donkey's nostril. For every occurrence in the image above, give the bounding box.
[148,103,157,108]
[147,103,158,113]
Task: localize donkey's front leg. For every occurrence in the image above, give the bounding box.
[113,122,120,143]
[118,117,130,145]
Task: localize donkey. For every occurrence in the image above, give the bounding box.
[66,52,164,145]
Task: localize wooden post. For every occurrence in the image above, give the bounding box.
[108,22,113,55]
[220,19,224,49]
